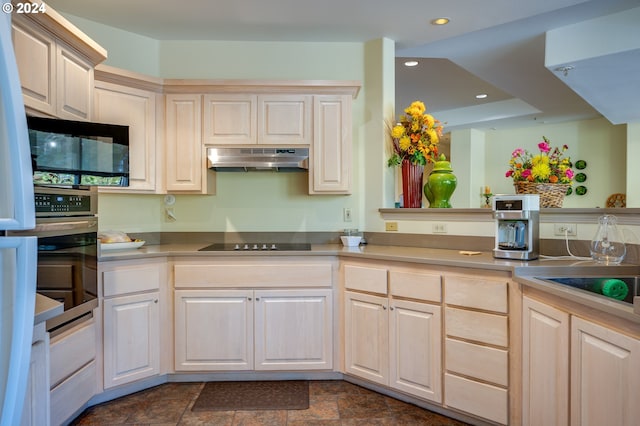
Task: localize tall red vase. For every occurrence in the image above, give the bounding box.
[401,159,425,208]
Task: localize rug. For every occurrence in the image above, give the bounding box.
[191,380,309,411]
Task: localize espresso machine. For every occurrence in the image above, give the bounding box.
[492,194,540,260]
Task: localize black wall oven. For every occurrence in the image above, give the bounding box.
[11,186,99,335]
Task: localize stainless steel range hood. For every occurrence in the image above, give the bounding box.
[206,147,309,172]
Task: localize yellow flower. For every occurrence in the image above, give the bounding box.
[391,125,405,139]
[404,101,426,117]
[423,114,435,128]
[531,154,549,166]
[398,135,411,151]
[531,163,551,180]
[426,129,439,144]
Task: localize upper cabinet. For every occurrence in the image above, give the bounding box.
[202,94,311,146]
[94,65,164,193]
[11,7,107,120]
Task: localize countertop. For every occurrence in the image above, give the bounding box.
[99,242,640,324]
[35,293,63,324]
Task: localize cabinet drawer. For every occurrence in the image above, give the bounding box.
[444,373,508,425]
[445,307,508,347]
[49,320,96,388]
[103,264,160,297]
[445,275,507,313]
[389,270,441,302]
[445,338,508,386]
[175,263,332,288]
[50,360,96,426]
[344,264,387,294]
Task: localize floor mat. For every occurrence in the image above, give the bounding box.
[191,380,309,411]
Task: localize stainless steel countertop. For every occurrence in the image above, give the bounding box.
[98,242,640,324]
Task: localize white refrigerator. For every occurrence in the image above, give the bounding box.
[0,11,38,426]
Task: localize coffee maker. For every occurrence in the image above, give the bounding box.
[493,194,540,260]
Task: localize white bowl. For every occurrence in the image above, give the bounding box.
[341,236,362,247]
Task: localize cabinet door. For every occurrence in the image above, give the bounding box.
[344,291,388,385]
[174,289,253,371]
[310,95,352,194]
[254,289,332,370]
[95,82,158,192]
[203,94,256,145]
[11,18,56,116]
[165,94,204,192]
[571,316,640,426]
[56,44,93,121]
[522,296,569,426]
[257,95,311,145]
[103,292,160,388]
[389,299,442,402]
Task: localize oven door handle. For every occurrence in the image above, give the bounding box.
[34,220,98,232]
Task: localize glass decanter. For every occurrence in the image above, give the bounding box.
[590,214,626,264]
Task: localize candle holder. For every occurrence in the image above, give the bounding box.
[482,192,493,208]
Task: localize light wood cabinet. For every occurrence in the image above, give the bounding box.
[173,258,335,372]
[174,288,333,371]
[571,316,640,426]
[11,10,106,120]
[100,260,165,389]
[443,273,510,425]
[522,296,569,426]
[202,94,311,146]
[49,319,97,426]
[522,291,640,426]
[343,262,442,403]
[165,94,214,193]
[21,323,50,426]
[94,67,163,193]
[310,95,352,194]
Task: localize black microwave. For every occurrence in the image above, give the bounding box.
[27,116,130,186]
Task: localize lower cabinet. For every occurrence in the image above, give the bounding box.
[174,288,333,371]
[100,259,165,389]
[343,262,442,403]
[443,273,510,425]
[49,318,97,426]
[21,322,49,426]
[523,295,640,426]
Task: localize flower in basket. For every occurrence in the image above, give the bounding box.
[505,136,574,184]
[387,100,443,167]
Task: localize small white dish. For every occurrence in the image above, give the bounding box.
[100,240,145,251]
[341,236,362,247]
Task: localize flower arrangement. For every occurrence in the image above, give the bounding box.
[505,136,574,184]
[388,100,443,167]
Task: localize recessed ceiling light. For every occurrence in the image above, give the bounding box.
[404,60,419,67]
[475,93,488,99]
[431,17,450,25]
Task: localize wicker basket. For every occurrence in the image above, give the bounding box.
[514,181,569,208]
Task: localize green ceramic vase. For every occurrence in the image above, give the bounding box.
[424,154,457,208]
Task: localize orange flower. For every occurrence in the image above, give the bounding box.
[549,175,559,183]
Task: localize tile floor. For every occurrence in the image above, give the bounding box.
[71,380,471,425]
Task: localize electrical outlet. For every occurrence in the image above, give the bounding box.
[343,208,352,222]
[385,222,398,231]
[554,223,577,236]
[432,223,448,234]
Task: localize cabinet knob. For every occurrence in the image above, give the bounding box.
[389,306,394,311]
[382,305,387,310]
[256,297,260,301]
[248,297,252,301]
[154,299,158,304]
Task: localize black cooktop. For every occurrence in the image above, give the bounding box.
[199,243,312,252]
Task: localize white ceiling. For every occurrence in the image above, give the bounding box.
[46,0,640,131]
